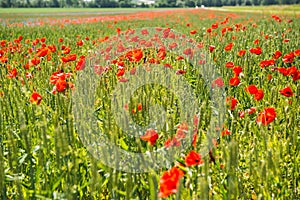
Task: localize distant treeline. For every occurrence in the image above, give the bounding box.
[0,0,299,8]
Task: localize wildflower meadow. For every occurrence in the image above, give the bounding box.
[0,7,299,200]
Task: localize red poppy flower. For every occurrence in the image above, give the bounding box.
[118,77,129,82]
[277,67,288,76]
[137,103,142,111]
[238,49,246,57]
[221,129,231,136]
[76,56,85,70]
[226,61,234,68]
[260,59,275,68]
[245,85,258,94]
[157,49,166,60]
[292,70,300,81]
[256,107,276,125]
[229,76,240,86]
[176,69,186,75]
[233,66,242,76]
[190,30,197,35]
[164,137,180,148]
[0,56,8,63]
[286,66,297,76]
[209,45,215,52]
[158,167,184,198]
[206,28,212,33]
[175,55,184,60]
[141,29,149,35]
[247,107,257,114]
[169,42,177,49]
[212,77,224,88]
[254,89,264,101]
[212,23,218,29]
[61,54,76,63]
[279,86,293,97]
[239,111,245,118]
[185,150,204,167]
[224,42,233,51]
[249,47,262,55]
[76,40,83,46]
[35,47,49,57]
[140,129,159,145]
[56,78,67,92]
[192,133,197,148]
[30,91,42,105]
[226,96,238,110]
[116,67,125,77]
[175,122,188,139]
[282,52,295,63]
[295,48,300,56]
[7,68,17,78]
[273,50,282,59]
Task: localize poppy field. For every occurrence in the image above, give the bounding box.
[0,7,300,200]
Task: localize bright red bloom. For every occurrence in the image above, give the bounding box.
[282,52,295,63]
[158,167,184,198]
[7,68,17,78]
[254,89,264,101]
[137,103,142,111]
[116,67,125,77]
[277,67,288,76]
[229,76,240,86]
[292,70,300,81]
[238,49,246,57]
[260,59,275,68]
[76,40,83,46]
[209,45,215,52]
[226,61,234,68]
[245,85,258,94]
[61,54,77,63]
[126,49,143,62]
[273,50,282,59]
[212,23,218,29]
[140,129,158,145]
[233,66,242,76]
[76,56,85,70]
[256,107,276,125]
[249,47,262,55]
[35,47,49,57]
[185,150,204,167]
[279,86,293,97]
[0,56,8,63]
[30,91,42,105]
[294,48,300,56]
[221,129,231,136]
[224,42,233,51]
[157,49,166,60]
[56,78,67,92]
[286,66,297,76]
[226,96,238,110]
[190,30,197,35]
